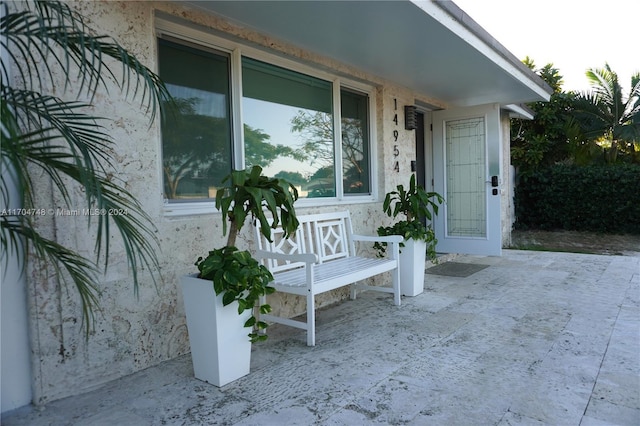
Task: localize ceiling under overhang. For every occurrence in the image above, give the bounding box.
[182,1,551,108]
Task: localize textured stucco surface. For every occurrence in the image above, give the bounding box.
[15,0,513,405]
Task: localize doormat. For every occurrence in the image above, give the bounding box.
[426,262,490,278]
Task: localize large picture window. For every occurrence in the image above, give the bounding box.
[159,38,232,201]
[158,31,374,208]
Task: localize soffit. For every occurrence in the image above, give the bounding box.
[182,1,551,108]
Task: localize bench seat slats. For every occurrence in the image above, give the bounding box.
[272,257,397,290]
[255,210,401,346]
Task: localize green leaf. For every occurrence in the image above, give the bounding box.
[249,333,268,343]
[222,270,239,285]
[222,290,236,306]
[249,164,263,181]
[259,304,272,314]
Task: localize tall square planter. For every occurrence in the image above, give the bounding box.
[181,274,251,386]
[399,238,427,297]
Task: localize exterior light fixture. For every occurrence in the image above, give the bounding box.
[404,105,417,130]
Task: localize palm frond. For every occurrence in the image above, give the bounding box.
[2,84,115,209]
[1,0,172,121]
[576,65,640,149]
[51,160,161,291]
[627,73,640,129]
[1,86,161,294]
[1,216,101,334]
[1,0,171,336]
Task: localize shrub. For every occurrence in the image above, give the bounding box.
[515,164,640,234]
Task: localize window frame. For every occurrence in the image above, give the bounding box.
[156,17,378,217]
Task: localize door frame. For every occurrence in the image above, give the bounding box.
[414,110,435,227]
[432,103,503,256]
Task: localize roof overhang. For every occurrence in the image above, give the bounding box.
[504,104,536,120]
[182,0,552,108]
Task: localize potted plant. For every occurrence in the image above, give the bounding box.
[181,165,299,386]
[376,174,443,297]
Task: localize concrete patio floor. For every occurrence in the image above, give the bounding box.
[3,250,639,425]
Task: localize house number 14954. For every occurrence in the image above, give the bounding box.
[393,98,400,172]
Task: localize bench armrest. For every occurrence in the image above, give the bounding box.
[351,234,403,244]
[254,250,318,264]
[352,234,401,260]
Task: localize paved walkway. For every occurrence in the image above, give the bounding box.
[3,250,639,425]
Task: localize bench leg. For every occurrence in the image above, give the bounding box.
[392,267,401,306]
[306,291,315,346]
[350,283,357,300]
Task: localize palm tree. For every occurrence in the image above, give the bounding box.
[1,0,171,334]
[573,64,640,163]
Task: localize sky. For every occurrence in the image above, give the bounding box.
[452,0,639,94]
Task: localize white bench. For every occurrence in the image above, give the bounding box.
[254,210,402,346]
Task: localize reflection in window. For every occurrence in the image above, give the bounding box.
[159,39,232,201]
[242,58,335,198]
[341,89,370,195]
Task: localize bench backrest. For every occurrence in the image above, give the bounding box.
[255,211,356,273]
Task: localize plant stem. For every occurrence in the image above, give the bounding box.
[227,217,238,247]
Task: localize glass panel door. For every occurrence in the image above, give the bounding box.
[445,117,486,238]
[433,104,502,256]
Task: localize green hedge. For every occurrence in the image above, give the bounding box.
[515,164,640,234]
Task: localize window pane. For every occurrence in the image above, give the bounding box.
[242,58,335,198]
[341,89,370,195]
[159,39,232,201]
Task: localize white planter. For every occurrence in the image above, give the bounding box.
[399,238,427,297]
[181,274,251,386]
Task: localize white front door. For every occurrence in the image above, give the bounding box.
[432,104,502,256]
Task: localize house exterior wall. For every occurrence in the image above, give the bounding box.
[17,1,456,405]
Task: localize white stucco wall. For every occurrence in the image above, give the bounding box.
[1,166,33,413]
[1,4,33,413]
[13,0,447,405]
